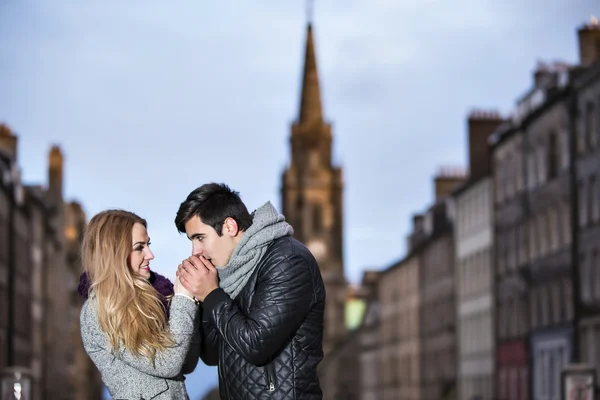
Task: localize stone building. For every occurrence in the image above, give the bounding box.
[359,271,382,400]
[452,110,504,400]
[320,271,379,400]
[0,123,101,399]
[371,170,463,400]
[377,250,421,400]
[419,171,463,400]
[520,61,577,400]
[490,119,529,400]
[573,16,600,387]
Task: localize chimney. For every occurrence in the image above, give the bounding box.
[0,123,18,160]
[467,110,505,180]
[533,61,553,87]
[578,16,600,67]
[434,166,467,202]
[48,145,64,205]
[413,214,424,233]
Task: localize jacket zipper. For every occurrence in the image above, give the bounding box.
[266,363,276,392]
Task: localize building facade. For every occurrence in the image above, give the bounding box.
[0,123,101,399]
[453,111,503,400]
[520,63,576,400]
[573,18,600,387]
[377,251,421,400]
[320,273,378,400]
[359,273,382,400]
[490,121,530,400]
[419,179,462,400]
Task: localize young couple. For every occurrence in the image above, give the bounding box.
[78,183,326,399]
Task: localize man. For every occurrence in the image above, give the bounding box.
[175,183,326,399]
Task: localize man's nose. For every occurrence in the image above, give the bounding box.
[192,244,203,257]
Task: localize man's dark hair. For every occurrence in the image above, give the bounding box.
[175,183,253,235]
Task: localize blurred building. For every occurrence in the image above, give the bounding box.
[573,16,600,387]
[452,111,504,400]
[283,16,600,400]
[418,171,463,400]
[0,123,101,399]
[358,271,381,400]
[320,272,379,400]
[280,20,347,361]
[377,249,421,400]
[520,60,576,400]
[490,118,530,400]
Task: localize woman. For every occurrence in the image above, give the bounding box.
[79,209,200,400]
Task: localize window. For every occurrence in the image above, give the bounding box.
[518,223,528,266]
[537,144,547,184]
[529,219,538,261]
[562,203,572,246]
[586,102,597,149]
[531,290,538,328]
[538,215,547,257]
[506,154,515,198]
[540,286,548,327]
[577,115,586,155]
[548,131,559,179]
[593,250,600,302]
[579,181,588,227]
[561,129,570,170]
[591,175,599,223]
[0,215,7,262]
[527,151,537,191]
[564,278,574,320]
[516,152,524,192]
[495,159,503,203]
[582,252,591,303]
[550,209,559,252]
[552,282,561,325]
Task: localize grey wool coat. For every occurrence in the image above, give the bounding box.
[80,294,200,400]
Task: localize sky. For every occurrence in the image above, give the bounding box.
[1,0,597,398]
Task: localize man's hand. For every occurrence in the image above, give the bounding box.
[176,255,219,302]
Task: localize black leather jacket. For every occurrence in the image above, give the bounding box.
[200,236,326,399]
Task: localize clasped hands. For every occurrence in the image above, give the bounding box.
[175,255,219,302]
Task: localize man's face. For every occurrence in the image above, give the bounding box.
[184,215,237,267]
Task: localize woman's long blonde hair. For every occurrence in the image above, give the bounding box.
[81,209,175,360]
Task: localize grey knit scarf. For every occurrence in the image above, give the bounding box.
[217,201,294,298]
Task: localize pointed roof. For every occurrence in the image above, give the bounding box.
[298,23,323,124]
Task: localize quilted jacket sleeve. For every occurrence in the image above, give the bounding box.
[80,294,199,378]
[202,253,314,366]
[198,309,220,366]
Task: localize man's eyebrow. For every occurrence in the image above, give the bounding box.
[188,233,204,241]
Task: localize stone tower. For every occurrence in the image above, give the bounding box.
[281,22,347,356]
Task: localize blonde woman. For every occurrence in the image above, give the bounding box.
[79,209,200,400]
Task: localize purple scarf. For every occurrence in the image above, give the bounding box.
[78,270,174,315]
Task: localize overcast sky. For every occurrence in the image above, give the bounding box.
[1,0,597,398]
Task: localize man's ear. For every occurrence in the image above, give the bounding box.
[223,217,240,237]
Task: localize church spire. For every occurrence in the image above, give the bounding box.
[298,21,323,124]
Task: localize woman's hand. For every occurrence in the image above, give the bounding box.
[174,275,193,299]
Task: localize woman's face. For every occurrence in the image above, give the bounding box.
[129,222,154,279]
